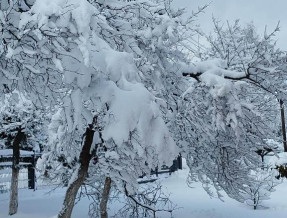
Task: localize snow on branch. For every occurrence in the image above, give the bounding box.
[182,59,248,82]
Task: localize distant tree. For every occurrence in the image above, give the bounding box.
[0,91,46,215]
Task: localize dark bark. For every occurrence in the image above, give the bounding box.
[182,71,249,82]
[253,198,257,210]
[279,100,287,152]
[9,127,24,216]
[100,177,112,218]
[28,151,36,190]
[58,127,96,218]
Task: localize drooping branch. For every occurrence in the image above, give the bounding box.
[123,185,175,218]
[182,71,249,81]
[182,66,279,97]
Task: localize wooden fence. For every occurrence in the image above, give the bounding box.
[0,151,183,191]
[0,150,41,191]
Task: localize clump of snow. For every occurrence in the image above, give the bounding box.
[182,59,246,81]
[104,49,140,84]
[20,0,97,36]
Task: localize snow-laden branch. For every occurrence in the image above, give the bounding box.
[182,59,248,82]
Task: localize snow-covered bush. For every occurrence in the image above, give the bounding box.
[243,167,279,210]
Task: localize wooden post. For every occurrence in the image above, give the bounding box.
[28,165,35,190]
[178,154,182,170]
[28,151,36,190]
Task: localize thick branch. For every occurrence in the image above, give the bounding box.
[182,71,249,81]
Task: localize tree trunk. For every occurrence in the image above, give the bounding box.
[253,198,257,210]
[58,127,95,218]
[100,177,112,218]
[279,100,287,152]
[9,128,24,215]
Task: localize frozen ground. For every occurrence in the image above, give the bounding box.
[1,162,287,218]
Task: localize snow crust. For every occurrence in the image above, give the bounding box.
[1,161,287,218]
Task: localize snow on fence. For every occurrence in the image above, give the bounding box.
[0,167,29,193]
[0,167,62,193]
[0,149,42,193]
[0,151,183,194]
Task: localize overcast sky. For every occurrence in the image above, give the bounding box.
[173,0,287,49]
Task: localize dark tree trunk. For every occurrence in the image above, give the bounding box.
[280,100,287,152]
[9,127,24,215]
[100,177,112,218]
[58,127,95,218]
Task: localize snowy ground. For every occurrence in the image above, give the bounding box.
[1,163,287,218]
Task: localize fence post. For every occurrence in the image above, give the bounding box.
[178,154,182,170]
[28,151,35,190]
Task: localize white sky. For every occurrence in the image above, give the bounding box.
[173,0,287,49]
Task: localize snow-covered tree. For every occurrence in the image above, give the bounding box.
[0,91,45,151]
[179,20,285,205]
[0,91,46,215]
[203,19,286,155]
[244,167,279,210]
[12,0,189,217]
[204,19,287,151]
[2,0,287,216]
